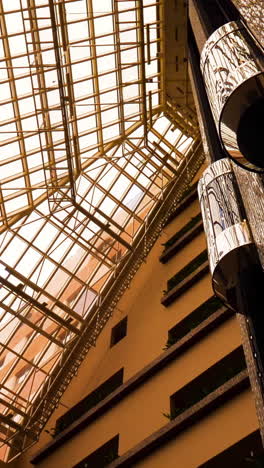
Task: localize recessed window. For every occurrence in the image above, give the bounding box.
[162,213,202,251]
[73,434,119,468]
[166,249,208,293]
[198,430,263,467]
[165,295,224,349]
[110,317,127,348]
[169,346,245,420]
[55,369,124,435]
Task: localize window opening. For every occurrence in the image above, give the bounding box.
[73,435,119,468]
[55,368,124,435]
[110,317,128,347]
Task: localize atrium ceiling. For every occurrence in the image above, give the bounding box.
[0,0,202,460]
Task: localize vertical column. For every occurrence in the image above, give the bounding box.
[188,2,264,443]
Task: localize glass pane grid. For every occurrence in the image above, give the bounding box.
[0,0,199,460]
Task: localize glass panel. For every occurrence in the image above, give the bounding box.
[0,0,199,458]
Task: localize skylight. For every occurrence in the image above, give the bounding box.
[0,0,199,460]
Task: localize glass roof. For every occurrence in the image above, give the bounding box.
[0,0,199,460]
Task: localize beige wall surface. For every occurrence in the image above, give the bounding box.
[12,191,254,468]
[136,389,258,468]
[26,318,241,468]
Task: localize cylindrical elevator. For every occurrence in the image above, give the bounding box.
[189,0,264,313]
[189,0,264,443]
[198,158,263,315]
[201,21,264,171]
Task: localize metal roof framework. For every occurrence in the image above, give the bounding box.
[0,0,201,460]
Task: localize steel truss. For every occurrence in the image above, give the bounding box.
[0,0,201,460]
